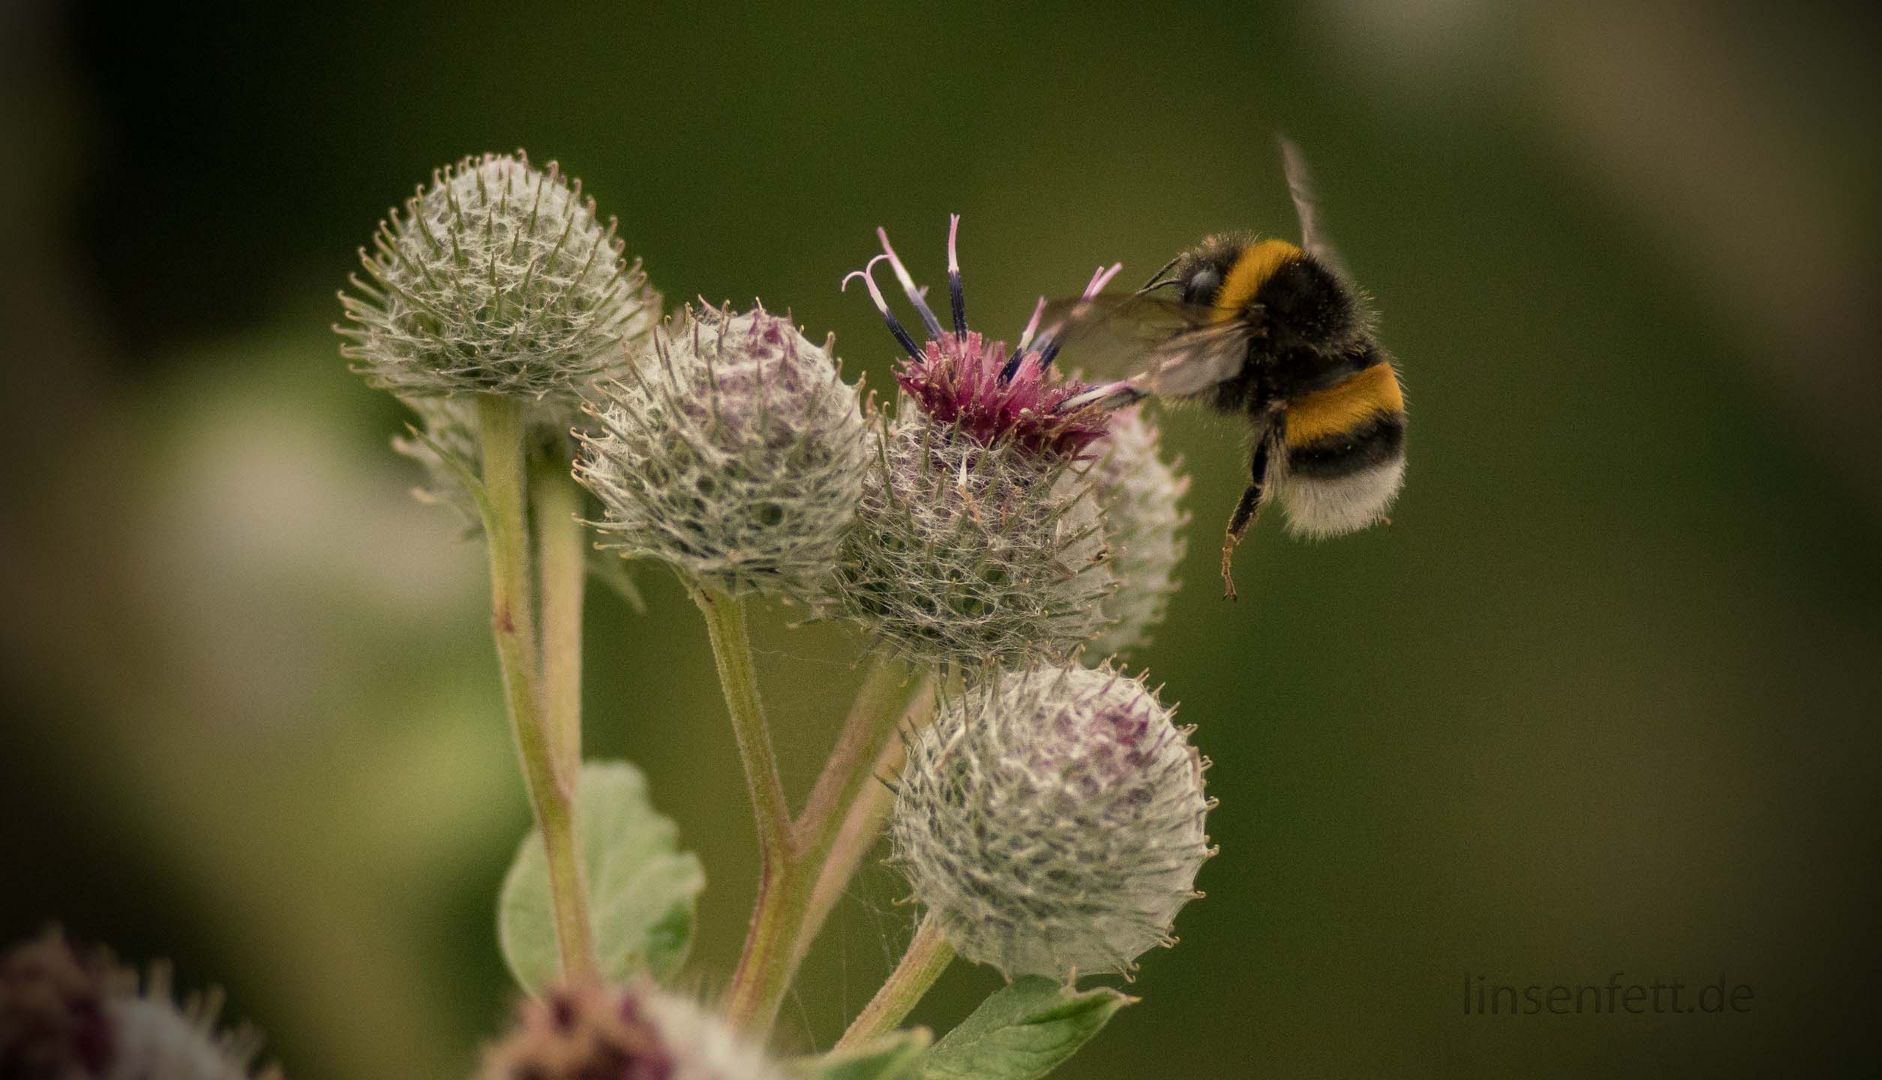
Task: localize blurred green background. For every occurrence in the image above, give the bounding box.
[3,2,1879,1077]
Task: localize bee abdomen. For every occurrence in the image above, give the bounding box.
[1274,361,1406,538]
[1285,412,1405,479]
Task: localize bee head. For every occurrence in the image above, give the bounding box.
[1153,232,1361,351]
[1140,232,1258,307]
[1179,266,1222,306]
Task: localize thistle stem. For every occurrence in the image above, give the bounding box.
[532,461,587,780]
[835,913,954,1051]
[477,394,595,983]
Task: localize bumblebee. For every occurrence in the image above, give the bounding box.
[1052,139,1406,598]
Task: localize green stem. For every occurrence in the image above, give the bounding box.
[835,913,954,1050]
[532,461,586,781]
[699,618,925,1036]
[690,586,792,856]
[478,395,596,984]
[691,585,799,1035]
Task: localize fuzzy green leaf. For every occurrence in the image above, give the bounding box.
[922,978,1133,1080]
[790,1029,931,1080]
[498,761,705,993]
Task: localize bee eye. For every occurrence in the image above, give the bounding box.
[1182,268,1221,305]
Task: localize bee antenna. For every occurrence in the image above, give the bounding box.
[842,254,923,359]
[1136,254,1182,294]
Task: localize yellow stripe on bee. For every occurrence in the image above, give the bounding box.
[1284,362,1404,445]
[1213,238,1303,322]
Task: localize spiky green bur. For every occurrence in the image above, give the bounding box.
[832,411,1113,668]
[891,664,1213,979]
[481,980,781,1080]
[1089,407,1190,657]
[575,305,871,598]
[338,151,660,400]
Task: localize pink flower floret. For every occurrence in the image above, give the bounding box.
[896,332,1106,458]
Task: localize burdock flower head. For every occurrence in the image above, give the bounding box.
[338,151,660,401]
[890,663,1214,979]
[0,930,280,1080]
[831,218,1121,667]
[480,980,780,1080]
[576,304,872,599]
[1089,406,1190,657]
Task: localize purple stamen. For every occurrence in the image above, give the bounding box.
[876,227,944,338]
[897,331,1109,457]
[1016,296,1048,353]
[1035,336,1067,369]
[1036,262,1123,370]
[842,255,922,358]
[1085,262,1124,300]
[998,350,1028,383]
[1000,296,1052,381]
[947,214,967,338]
[848,214,1116,457]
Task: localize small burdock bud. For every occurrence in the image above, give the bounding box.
[832,220,1118,666]
[480,981,780,1080]
[575,304,871,598]
[1,930,113,1077]
[1089,406,1190,657]
[891,664,1214,980]
[338,151,660,400]
[0,930,281,1080]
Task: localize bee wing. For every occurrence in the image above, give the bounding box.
[1278,135,1352,280]
[1039,294,1252,397]
[1142,321,1256,396]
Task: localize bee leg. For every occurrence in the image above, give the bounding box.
[1057,379,1147,414]
[1219,439,1273,600]
[1220,492,1259,601]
